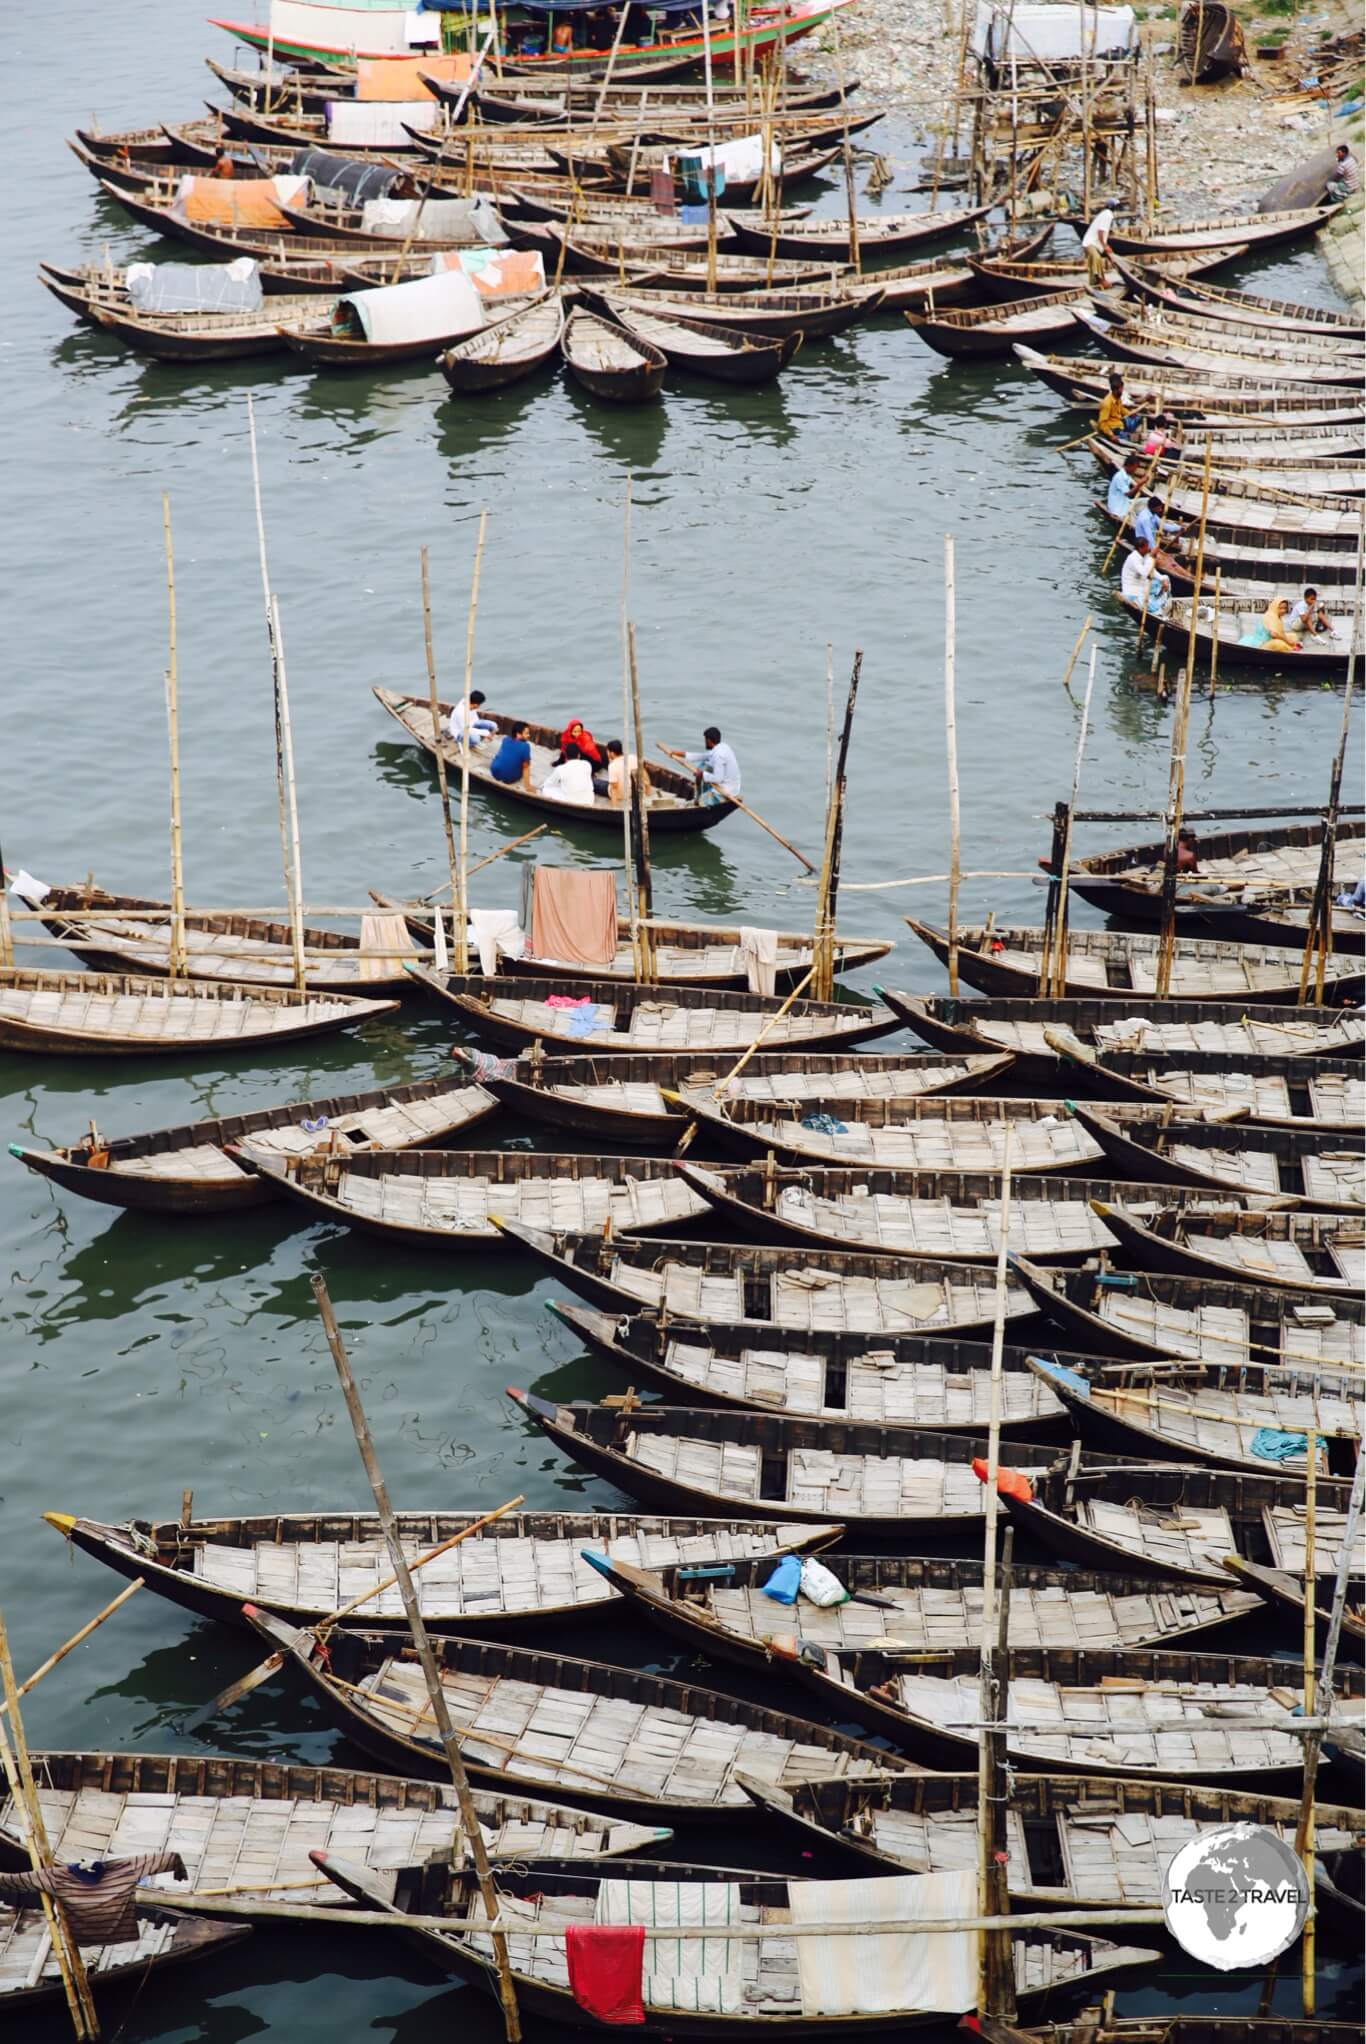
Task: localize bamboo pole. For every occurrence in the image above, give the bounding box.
[811,651,861,1003]
[1300,1428,1317,2014]
[1154,439,1211,1001]
[1208,564,1221,699]
[620,480,642,978]
[161,495,187,983]
[705,965,814,1096]
[701,0,717,292]
[1049,645,1098,998]
[246,396,307,993]
[459,511,489,980]
[977,1123,1016,2020]
[311,1275,521,2044]
[1298,534,1362,1005]
[270,594,308,994]
[420,546,464,973]
[1059,613,1091,693]
[1,1581,144,1718]
[944,533,962,997]
[418,825,547,898]
[627,621,656,983]
[833,16,859,274]
[0,1615,99,2040]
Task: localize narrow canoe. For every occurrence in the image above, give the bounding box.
[907,289,1085,356]
[1092,1197,1364,1296]
[1068,1050,1364,1131]
[1117,594,1362,678]
[1064,815,1366,925]
[608,302,801,385]
[1073,205,1341,256]
[0,967,397,1056]
[0,1909,245,2016]
[673,1092,1112,1173]
[439,293,565,392]
[727,201,993,261]
[1071,1101,1364,1211]
[562,306,667,400]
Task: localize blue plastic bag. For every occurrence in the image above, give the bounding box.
[762,1555,802,1604]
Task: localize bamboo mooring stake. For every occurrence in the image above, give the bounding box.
[944,532,962,996]
[811,651,862,1003]
[420,545,466,973]
[620,480,643,979]
[1298,526,1362,1006]
[311,1276,522,2044]
[977,1121,1017,2020]
[1154,439,1212,1001]
[1048,644,1098,998]
[627,621,657,984]
[161,495,187,982]
[246,396,307,993]
[1059,612,1091,694]
[459,510,489,980]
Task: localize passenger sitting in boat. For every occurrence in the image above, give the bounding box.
[489,723,533,789]
[1287,587,1332,639]
[1105,455,1145,521]
[597,739,650,802]
[558,719,603,767]
[1120,537,1170,619]
[665,726,742,805]
[552,20,575,50]
[1175,828,1199,874]
[1141,413,1179,456]
[211,151,237,179]
[1239,598,1302,653]
[1096,374,1140,441]
[442,690,497,747]
[1081,206,1114,287]
[541,744,597,805]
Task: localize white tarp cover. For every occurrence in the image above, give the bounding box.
[788,1870,977,2017]
[326,98,439,145]
[347,266,485,345]
[971,2,1137,60]
[358,194,507,243]
[666,131,780,183]
[126,259,264,313]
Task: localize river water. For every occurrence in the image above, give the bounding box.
[1,1,1359,2036]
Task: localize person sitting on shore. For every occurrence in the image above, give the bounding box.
[1121,537,1170,618]
[1096,374,1141,441]
[1106,455,1145,521]
[1326,145,1360,203]
[489,723,533,789]
[541,743,596,805]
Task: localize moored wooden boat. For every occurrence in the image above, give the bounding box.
[1062,1050,1364,1131]
[238,1146,709,1246]
[550,1300,1070,1429]
[969,244,1246,300]
[236,1609,919,1812]
[907,289,1086,356]
[900,919,1364,1002]
[673,1094,1111,1173]
[1117,594,1363,677]
[1012,344,1365,425]
[43,1509,837,1633]
[314,1853,1158,2031]
[1072,205,1341,256]
[845,253,976,312]
[1115,255,1366,340]
[0,1908,245,2016]
[996,2014,1362,2044]
[1092,1197,1365,1296]
[0,967,397,1056]
[416,970,900,1054]
[7,1072,496,1216]
[451,1045,993,1146]
[71,291,334,360]
[591,283,875,342]
[727,201,992,261]
[738,1770,1364,1903]
[1064,815,1366,925]
[1077,307,1364,391]
[438,293,565,390]
[1093,303,1363,363]
[606,301,801,385]
[373,685,738,831]
[562,306,667,400]
[1223,1554,1366,1656]
[4,1751,664,1901]
[494,1217,1044,1336]
[1070,1101,1364,1212]
[508,1392,1064,1535]
[1010,1254,1365,1370]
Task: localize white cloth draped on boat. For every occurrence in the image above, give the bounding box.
[739,926,779,996]
[358,196,507,245]
[595,1879,745,2015]
[346,270,485,347]
[666,132,779,183]
[357,914,417,980]
[126,259,263,313]
[326,100,438,146]
[468,909,523,977]
[788,1870,977,2016]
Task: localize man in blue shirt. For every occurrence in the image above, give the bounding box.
[1134,493,1188,570]
[488,723,532,790]
[1105,456,1144,522]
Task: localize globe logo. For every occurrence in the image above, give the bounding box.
[1163,1824,1310,1970]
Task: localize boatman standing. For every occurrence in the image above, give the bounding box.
[663,727,742,806]
[1081,206,1115,287]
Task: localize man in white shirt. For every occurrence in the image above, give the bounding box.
[1120,537,1170,618]
[540,745,596,806]
[441,689,497,748]
[1081,206,1115,286]
[665,726,741,806]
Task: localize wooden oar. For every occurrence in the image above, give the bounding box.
[179,1496,524,1733]
[653,745,815,871]
[0,1579,144,1717]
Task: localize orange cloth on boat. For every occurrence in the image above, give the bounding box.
[356,52,474,99]
[530,867,618,968]
[971,1457,1034,1502]
[451,249,547,298]
[177,177,293,229]
[357,913,417,981]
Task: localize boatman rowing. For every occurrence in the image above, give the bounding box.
[662,727,742,806]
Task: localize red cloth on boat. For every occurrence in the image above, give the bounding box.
[971,1458,1034,1502]
[565,1923,646,2024]
[559,720,603,766]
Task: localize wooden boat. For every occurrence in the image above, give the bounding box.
[1070,1101,1364,1212]
[1024,1349,1363,1476]
[494,1218,1048,1336]
[588,1545,1259,1669]
[472,78,854,122]
[604,302,801,385]
[738,1770,1365,1906]
[673,1093,1112,1173]
[1073,205,1341,257]
[15,879,426,995]
[278,297,511,368]
[413,970,901,1054]
[1115,255,1366,340]
[8,1072,496,1216]
[1012,345,1366,426]
[1117,594,1363,677]
[1167,533,1364,589]
[969,245,1245,300]
[373,685,738,832]
[908,289,1086,357]
[899,919,1365,1002]
[0,1908,244,2016]
[1094,438,1364,501]
[559,242,841,292]
[509,1393,1064,1535]
[1076,307,1364,390]
[44,1508,836,1633]
[315,1853,1158,2032]
[727,202,992,261]
[845,255,976,313]
[1176,0,1247,79]
[988,1432,1358,1586]
[78,292,334,361]
[1090,419,1365,465]
[237,1609,919,1813]
[676,1160,1257,1263]
[4,1751,664,1902]
[590,283,875,341]
[1010,1255,1365,1371]
[877,988,1366,1072]
[1093,1197,1365,1296]
[237,1146,710,1246]
[1223,1553,1366,1656]
[1091,450,1362,543]
[439,294,565,391]
[73,117,217,163]
[596,143,845,205]
[452,1045,995,1145]
[564,302,670,398]
[1000,2015,1361,2044]
[1098,303,1364,364]
[0,966,396,1056]
[1055,1049,1364,1132]
[1065,816,1366,927]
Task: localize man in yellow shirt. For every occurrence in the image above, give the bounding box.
[1096,372,1140,442]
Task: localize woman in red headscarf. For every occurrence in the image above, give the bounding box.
[558,719,602,766]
